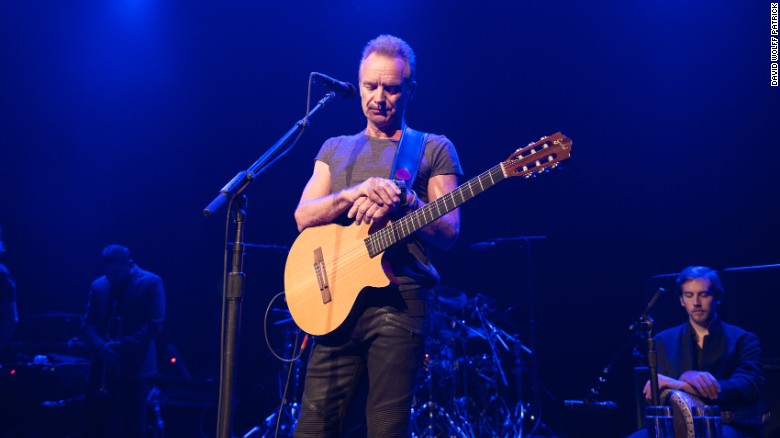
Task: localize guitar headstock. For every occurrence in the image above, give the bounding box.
[502,132,572,179]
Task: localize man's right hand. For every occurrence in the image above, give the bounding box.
[347,177,402,224]
[349,196,389,224]
[679,370,720,400]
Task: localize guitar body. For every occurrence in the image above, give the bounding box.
[284,220,391,336]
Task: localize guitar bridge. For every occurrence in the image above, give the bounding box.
[313,247,331,304]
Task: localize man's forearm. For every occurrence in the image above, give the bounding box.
[295,190,355,231]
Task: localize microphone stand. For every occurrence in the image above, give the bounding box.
[642,318,660,405]
[512,236,544,435]
[203,92,338,438]
[629,287,665,407]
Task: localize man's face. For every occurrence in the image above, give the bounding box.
[359,53,413,131]
[679,278,717,327]
[104,258,132,285]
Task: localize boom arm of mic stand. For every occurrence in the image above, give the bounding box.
[203,92,337,217]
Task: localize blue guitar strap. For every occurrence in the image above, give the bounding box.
[390,125,427,198]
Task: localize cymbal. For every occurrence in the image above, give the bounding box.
[432,286,467,313]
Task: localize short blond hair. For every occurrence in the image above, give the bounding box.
[676,266,725,300]
[360,34,416,82]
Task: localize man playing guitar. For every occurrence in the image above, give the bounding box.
[291,34,462,437]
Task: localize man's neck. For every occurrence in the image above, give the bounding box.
[365,122,404,140]
[689,318,712,347]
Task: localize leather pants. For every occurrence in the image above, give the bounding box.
[294,288,428,438]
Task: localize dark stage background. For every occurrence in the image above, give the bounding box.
[1,1,779,437]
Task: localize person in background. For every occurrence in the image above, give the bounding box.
[82,244,165,437]
[632,266,767,438]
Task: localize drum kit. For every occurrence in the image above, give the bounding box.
[411,286,534,438]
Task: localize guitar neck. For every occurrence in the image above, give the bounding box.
[366,163,507,256]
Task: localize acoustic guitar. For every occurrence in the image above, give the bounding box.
[284,132,573,335]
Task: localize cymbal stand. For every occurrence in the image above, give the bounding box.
[244,294,308,438]
[457,304,513,438]
[243,356,304,438]
[511,338,527,438]
[517,237,544,436]
[412,401,470,438]
[412,336,469,438]
[413,353,435,437]
[483,236,546,436]
[473,302,508,387]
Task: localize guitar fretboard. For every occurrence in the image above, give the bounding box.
[365,163,507,257]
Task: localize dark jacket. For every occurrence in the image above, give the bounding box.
[83,265,165,378]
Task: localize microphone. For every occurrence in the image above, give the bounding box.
[646,287,665,309]
[629,287,666,331]
[312,72,356,98]
[563,399,618,412]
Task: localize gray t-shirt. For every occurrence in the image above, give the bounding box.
[315,130,463,289]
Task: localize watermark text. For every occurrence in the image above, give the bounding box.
[772,3,779,86]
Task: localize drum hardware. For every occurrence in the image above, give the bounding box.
[472,295,508,387]
[412,295,536,438]
[243,292,305,438]
[244,290,541,437]
[431,286,468,314]
[411,400,470,438]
